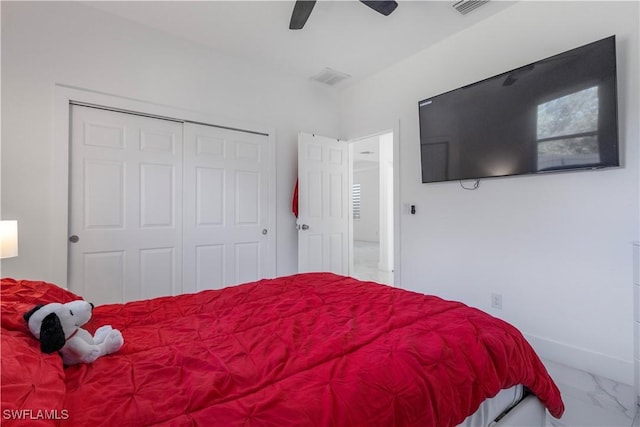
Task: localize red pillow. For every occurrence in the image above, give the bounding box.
[1,279,82,332]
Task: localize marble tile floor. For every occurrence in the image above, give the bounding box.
[352,240,393,286]
[542,358,638,427]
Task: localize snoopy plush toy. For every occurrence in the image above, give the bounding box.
[23,300,124,365]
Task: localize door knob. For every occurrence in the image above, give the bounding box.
[301,224,309,230]
[262,229,268,235]
[69,235,79,243]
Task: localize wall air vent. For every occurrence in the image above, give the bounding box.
[310,68,351,86]
[452,0,489,15]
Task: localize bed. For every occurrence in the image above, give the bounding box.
[1,273,564,426]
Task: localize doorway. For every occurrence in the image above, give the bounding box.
[350,132,394,285]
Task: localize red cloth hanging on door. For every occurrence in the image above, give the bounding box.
[292,179,299,218]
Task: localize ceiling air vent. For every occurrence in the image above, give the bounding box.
[310,68,351,86]
[452,0,489,15]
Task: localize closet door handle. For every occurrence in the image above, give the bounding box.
[69,235,80,243]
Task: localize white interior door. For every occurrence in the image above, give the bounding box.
[182,123,273,292]
[297,132,349,274]
[69,105,183,304]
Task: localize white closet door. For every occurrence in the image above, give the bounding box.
[69,105,183,304]
[182,123,273,292]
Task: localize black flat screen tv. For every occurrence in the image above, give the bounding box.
[418,36,619,183]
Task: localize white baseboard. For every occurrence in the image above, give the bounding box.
[523,332,634,386]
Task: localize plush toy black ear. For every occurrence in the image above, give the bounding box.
[40,312,65,354]
[23,304,44,322]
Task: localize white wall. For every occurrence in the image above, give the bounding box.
[0,1,341,281]
[339,1,640,385]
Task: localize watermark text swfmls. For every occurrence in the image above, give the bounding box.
[3,409,69,421]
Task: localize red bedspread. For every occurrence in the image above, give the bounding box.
[1,274,563,426]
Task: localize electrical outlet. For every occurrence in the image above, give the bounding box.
[491,293,502,310]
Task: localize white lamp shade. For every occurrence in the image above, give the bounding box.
[0,220,19,259]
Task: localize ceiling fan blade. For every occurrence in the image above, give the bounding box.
[289,0,317,30]
[360,1,398,16]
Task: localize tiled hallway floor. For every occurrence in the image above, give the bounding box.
[352,240,393,286]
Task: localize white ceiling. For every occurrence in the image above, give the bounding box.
[84,0,516,87]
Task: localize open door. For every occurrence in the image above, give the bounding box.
[297,133,349,274]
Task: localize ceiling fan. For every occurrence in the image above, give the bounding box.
[289,1,399,30]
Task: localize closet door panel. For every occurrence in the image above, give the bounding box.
[183,123,272,292]
[69,105,183,304]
